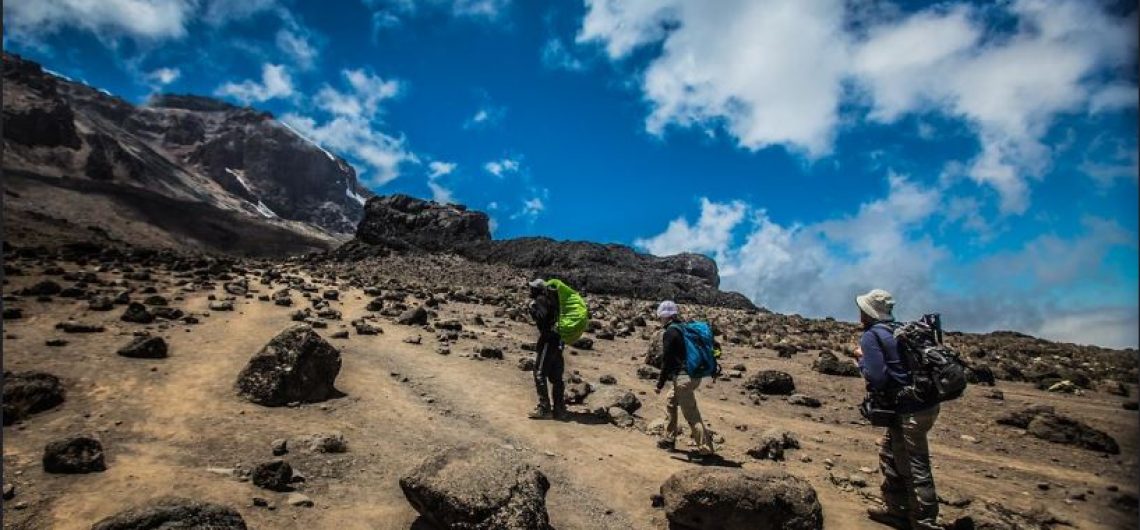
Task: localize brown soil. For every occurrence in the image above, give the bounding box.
[2,265,1136,529]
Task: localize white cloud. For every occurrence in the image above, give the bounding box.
[511,196,545,221]
[279,66,411,185]
[541,38,585,71]
[463,106,506,129]
[426,161,458,204]
[203,0,280,26]
[575,0,1138,213]
[634,177,1137,348]
[215,63,294,104]
[276,28,319,70]
[484,157,520,178]
[364,0,510,26]
[145,66,180,86]
[4,0,196,42]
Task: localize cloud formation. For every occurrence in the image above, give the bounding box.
[634,178,1137,348]
[282,67,413,185]
[215,63,294,103]
[576,0,1138,213]
[484,157,521,178]
[427,161,458,204]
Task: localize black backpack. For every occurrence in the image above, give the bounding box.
[878,314,969,404]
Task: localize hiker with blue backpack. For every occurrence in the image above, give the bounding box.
[526,278,589,421]
[653,301,719,462]
[855,288,967,530]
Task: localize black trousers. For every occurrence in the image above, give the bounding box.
[533,329,565,412]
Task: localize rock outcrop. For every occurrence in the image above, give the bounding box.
[335,193,757,310]
[399,442,551,529]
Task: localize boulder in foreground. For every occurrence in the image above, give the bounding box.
[235,325,342,406]
[43,435,105,474]
[91,496,247,530]
[3,371,65,425]
[399,442,551,530]
[660,468,823,530]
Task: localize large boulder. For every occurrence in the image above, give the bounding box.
[660,468,823,530]
[43,435,106,473]
[399,442,551,530]
[235,325,342,406]
[744,371,796,395]
[3,371,65,425]
[91,497,248,530]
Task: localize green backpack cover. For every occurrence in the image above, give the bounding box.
[546,279,588,343]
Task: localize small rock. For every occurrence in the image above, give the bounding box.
[286,493,314,507]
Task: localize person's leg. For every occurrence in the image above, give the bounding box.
[877,425,911,517]
[548,337,566,417]
[530,332,552,416]
[675,374,715,455]
[658,380,680,449]
[901,405,940,529]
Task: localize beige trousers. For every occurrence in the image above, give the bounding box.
[661,373,715,454]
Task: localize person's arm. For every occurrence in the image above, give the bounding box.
[657,326,684,390]
[858,329,890,390]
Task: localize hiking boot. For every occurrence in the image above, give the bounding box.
[866,507,909,529]
[656,438,676,451]
[552,408,568,421]
[527,406,551,420]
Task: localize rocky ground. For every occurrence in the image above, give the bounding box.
[2,245,1137,529]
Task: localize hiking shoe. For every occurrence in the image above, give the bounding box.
[866,507,909,529]
[552,408,568,421]
[656,438,676,451]
[527,406,551,420]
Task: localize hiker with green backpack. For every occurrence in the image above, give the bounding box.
[526,278,588,420]
[653,300,719,462]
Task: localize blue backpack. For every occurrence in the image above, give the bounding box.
[671,321,719,378]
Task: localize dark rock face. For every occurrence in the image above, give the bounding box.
[660,468,823,530]
[43,435,105,473]
[117,336,168,359]
[3,371,65,425]
[337,194,756,310]
[811,351,860,377]
[355,194,491,251]
[235,325,342,406]
[399,442,551,530]
[2,55,81,149]
[3,52,369,255]
[91,497,248,530]
[745,371,796,395]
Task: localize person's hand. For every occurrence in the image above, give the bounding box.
[852,345,863,360]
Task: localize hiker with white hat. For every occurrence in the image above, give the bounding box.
[653,300,717,462]
[854,288,941,530]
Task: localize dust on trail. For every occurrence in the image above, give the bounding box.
[2,271,1136,530]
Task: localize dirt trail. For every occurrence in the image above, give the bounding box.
[3,270,1137,529]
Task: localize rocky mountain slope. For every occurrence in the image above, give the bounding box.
[1,242,1136,530]
[333,194,757,309]
[2,53,372,256]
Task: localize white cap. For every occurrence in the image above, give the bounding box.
[856,289,895,322]
[528,279,546,289]
[656,300,679,319]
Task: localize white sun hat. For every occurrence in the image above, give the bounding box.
[856,289,895,322]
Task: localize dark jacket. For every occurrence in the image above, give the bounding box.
[656,324,686,390]
[528,288,559,332]
[859,322,934,413]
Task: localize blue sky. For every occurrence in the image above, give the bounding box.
[5,0,1138,348]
